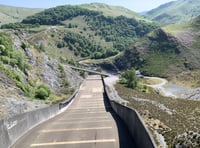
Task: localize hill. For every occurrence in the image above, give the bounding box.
[0,5,43,26]
[0,3,200,147]
[0,4,157,118]
[80,3,146,20]
[113,15,200,78]
[0,30,82,119]
[2,5,157,60]
[144,0,200,25]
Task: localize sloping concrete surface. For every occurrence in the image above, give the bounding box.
[12,75,135,148]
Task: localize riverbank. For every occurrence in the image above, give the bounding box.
[144,77,200,100]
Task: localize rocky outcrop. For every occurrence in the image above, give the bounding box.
[184,88,200,100]
[39,54,62,92]
[0,31,82,119]
[64,65,83,89]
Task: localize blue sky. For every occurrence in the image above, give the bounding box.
[0,0,175,12]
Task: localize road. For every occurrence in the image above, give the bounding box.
[12,75,135,148]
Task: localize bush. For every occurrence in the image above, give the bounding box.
[119,68,138,89]
[35,84,51,100]
[57,41,65,48]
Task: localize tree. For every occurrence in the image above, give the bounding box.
[119,68,138,89]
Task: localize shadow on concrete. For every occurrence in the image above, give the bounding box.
[103,92,137,148]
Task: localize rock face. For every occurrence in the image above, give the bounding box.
[36,54,82,93]
[64,65,83,89]
[0,32,83,119]
[0,78,49,119]
[40,54,62,92]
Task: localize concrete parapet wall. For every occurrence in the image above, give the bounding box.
[102,77,156,148]
[0,90,78,148]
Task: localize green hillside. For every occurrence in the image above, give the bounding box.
[0,5,43,26]
[145,0,200,25]
[80,3,146,20]
[0,3,200,147]
[2,3,200,78]
[114,15,200,77]
[3,5,157,60]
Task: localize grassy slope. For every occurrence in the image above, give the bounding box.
[20,4,156,62]
[62,16,114,49]
[25,26,76,60]
[117,15,200,78]
[162,18,200,87]
[165,16,200,68]
[0,5,43,25]
[145,0,200,25]
[80,3,146,20]
[25,17,113,61]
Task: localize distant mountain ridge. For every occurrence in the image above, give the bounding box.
[145,0,200,25]
[0,4,43,25]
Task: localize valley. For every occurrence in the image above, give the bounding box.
[0,1,200,147]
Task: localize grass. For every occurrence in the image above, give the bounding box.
[145,0,200,25]
[115,84,200,147]
[47,93,71,104]
[142,77,163,85]
[26,16,115,60]
[0,5,43,25]
[80,3,146,20]
[26,26,77,60]
[142,52,180,77]
[170,70,200,88]
[62,16,114,49]
[162,23,190,36]
[26,25,49,32]
[80,52,122,64]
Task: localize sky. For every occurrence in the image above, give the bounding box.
[0,0,175,12]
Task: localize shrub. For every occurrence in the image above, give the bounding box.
[119,68,138,89]
[35,84,51,100]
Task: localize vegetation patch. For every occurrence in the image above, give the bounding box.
[170,70,200,88]
[115,84,200,147]
[1,5,157,60]
[62,31,118,58]
[142,77,163,85]
[119,68,148,92]
[141,52,180,77]
[114,28,187,77]
[35,84,51,100]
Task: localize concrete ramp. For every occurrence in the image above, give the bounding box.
[12,75,135,148]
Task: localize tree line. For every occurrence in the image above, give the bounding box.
[21,5,100,25]
[59,32,118,59]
